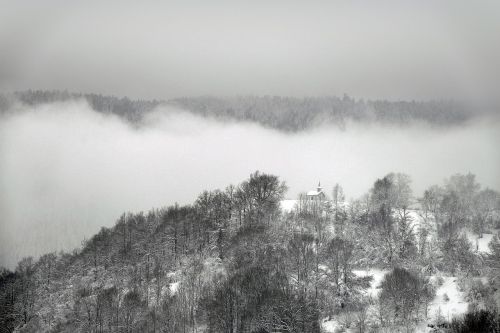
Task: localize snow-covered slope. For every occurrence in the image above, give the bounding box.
[428,276,468,322]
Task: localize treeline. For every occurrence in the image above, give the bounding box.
[1,171,499,332]
[0,90,161,122]
[169,95,473,131]
[0,90,485,131]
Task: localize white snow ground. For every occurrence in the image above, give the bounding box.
[466,231,495,254]
[322,318,341,333]
[352,269,388,298]
[170,281,180,294]
[280,199,298,213]
[427,276,468,323]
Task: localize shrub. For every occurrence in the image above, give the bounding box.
[450,309,499,333]
[379,267,435,327]
[463,278,492,311]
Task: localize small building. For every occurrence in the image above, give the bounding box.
[306,182,326,201]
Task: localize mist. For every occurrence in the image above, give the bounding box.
[1,100,499,268]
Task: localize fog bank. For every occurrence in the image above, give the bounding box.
[1,101,499,268]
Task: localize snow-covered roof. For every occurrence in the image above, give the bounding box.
[307,190,324,196]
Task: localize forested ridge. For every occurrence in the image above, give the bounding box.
[1,171,500,332]
[0,90,488,131]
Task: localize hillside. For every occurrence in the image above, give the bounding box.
[1,171,500,332]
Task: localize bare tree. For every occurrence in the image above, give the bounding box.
[472,188,499,237]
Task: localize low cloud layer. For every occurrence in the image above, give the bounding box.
[1,101,499,268]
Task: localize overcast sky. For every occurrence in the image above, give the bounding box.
[0,0,499,100]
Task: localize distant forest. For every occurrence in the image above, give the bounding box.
[0,90,487,131]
